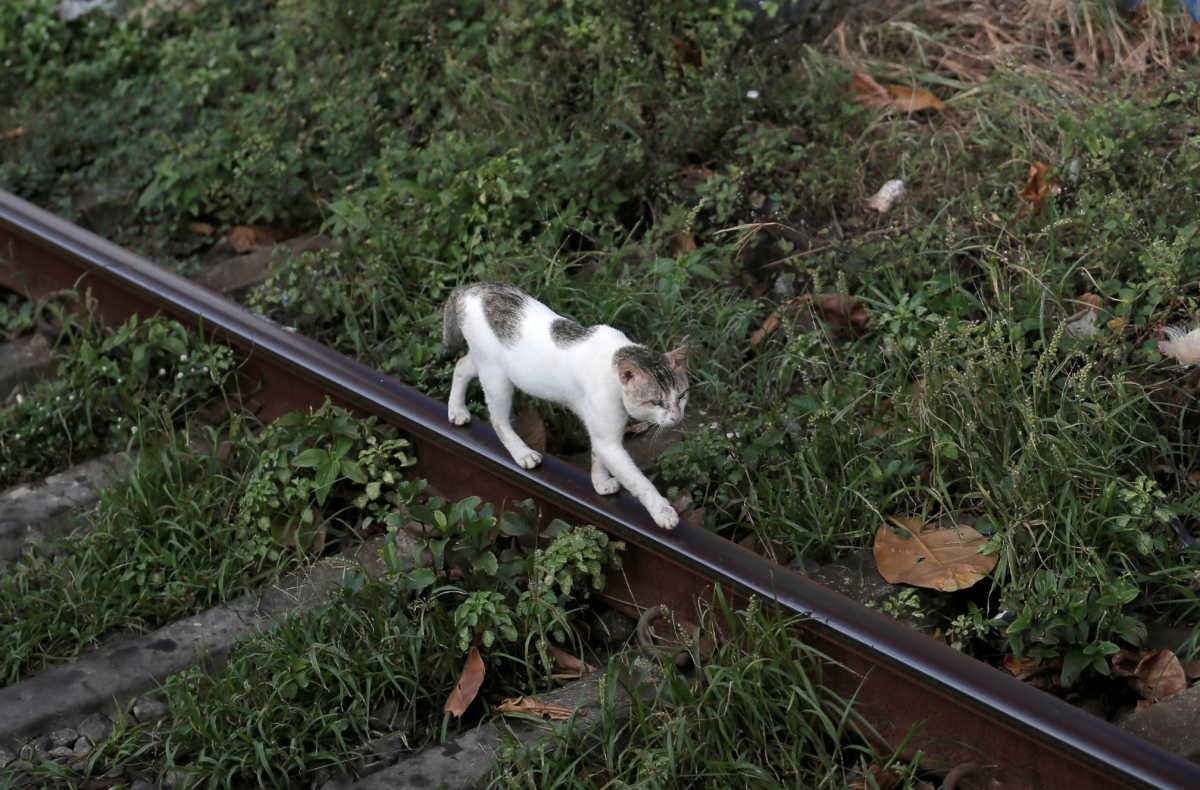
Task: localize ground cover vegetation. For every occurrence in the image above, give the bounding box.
[5,0,1200,765]
[0,297,235,489]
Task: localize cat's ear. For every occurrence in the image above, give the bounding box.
[665,337,690,369]
[617,359,647,386]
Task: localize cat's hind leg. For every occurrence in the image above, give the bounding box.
[478,368,542,469]
[447,353,477,425]
[590,452,620,495]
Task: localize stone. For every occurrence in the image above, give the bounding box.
[131,696,169,724]
[0,745,13,768]
[48,745,75,758]
[48,727,78,748]
[0,334,56,397]
[77,712,112,744]
[0,534,411,749]
[1118,683,1200,764]
[129,780,157,790]
[197,235,337,296]
[72,736,91,757]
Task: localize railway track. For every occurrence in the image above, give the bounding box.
[2,188,1199,789]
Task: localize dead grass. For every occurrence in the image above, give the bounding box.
[822,0,1198,89]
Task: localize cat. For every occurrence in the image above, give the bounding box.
[442,283,689,530]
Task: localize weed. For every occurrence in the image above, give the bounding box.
[0,300,234,489]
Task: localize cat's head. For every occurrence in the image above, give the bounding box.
[615,342,689,427]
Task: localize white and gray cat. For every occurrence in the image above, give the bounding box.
[443,283,689,529]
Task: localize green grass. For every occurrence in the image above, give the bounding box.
[5,0,1200,692]
[492,599,923,790]
[0,304,235,489]
[0,424,298,685]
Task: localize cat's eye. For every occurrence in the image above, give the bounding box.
[650,398,665,408]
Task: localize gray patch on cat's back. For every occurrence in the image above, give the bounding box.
[551,318,595,347]
[478,282,527,346]
[613,345,679,393]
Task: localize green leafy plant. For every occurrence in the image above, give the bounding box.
[0,303,234,488]
[385,498,623,669]
[236,401,419,555]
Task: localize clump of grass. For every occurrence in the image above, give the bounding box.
[0,302,234,489]
[493,599,920,789]
[0,423,295,685]
[19,512,626,786]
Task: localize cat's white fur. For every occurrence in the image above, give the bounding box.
[445,286,687,529]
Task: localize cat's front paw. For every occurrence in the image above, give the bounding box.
[448,406,471,426]
[515,450,543,469]
[593,477,620,496]
[649,500,679,530]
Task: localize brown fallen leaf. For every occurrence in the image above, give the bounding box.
[749,292,871,347]
[850,73,892,109]
[187,222,215,237]
[2,127,23,139]
[1112,649,1188,704]
[850,73,945,112]
[874,516,997,592]
[495,696,573,720]
[228,225,277,253]
[1016,161,1059,217]
[1001,655,1044,680]
[514,403,547,452]
[444,647,485,717]
[669,232,697,258]
[669,37,703,69]
[551,647,597,680]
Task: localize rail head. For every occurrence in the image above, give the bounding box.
[2,188,1198,789]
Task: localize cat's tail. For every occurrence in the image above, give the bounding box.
[442,286,467,359]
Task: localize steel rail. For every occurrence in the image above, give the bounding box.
[2,188,1197,789]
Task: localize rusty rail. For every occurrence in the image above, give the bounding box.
[2,188,1197,789]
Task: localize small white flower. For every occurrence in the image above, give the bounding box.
[746,90,760,99]
[180,353,188,362]
[158,368,166,376]
[131,426,138,435]
[1158,326,1200,365]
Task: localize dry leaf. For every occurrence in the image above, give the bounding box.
[874,516,998,592]
[850,73,893,109]
[1016,161,1059,217]
[669,37,703,69]
[809,292,872,338]
[866,179,906,213]
[669,232,697,258]
[850,73,945,112]
[748,292,871,348]
[1001,655,1043,680]
[1112,649,1188,704]
[883,83,946,112]
[551,648,597,680]
[228,225,277,253]
[1158,326,1200,365]
[514,404,547,452]
[444,647,485,717]
[2,127,23,139]
[495,696,573,720]
[187,222,215,237]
